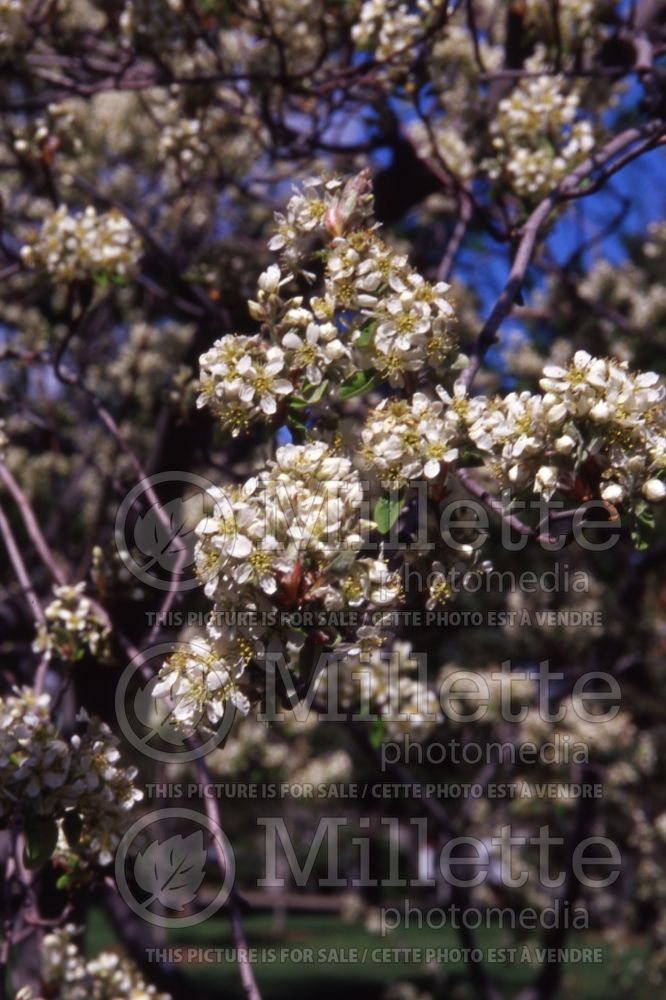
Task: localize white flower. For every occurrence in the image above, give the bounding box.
[194,441,397,700]
[361,392,461,487]
[155,636,251,735]
[282,322,350,385]
[643,479,666,502]
[198,334,293,434]
[601,483,624,505]
[534,465,559,495]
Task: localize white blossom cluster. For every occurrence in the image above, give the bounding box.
[485,69,594,198]
[158,114,210,173]
[197,440,398,610]
[351,0,445,64]
[469,351,666,505]
[327,230,460,384]
[157,442,400,732]
[408,119,476,181]
[154,635,250,736]
[0,688,142,866]
[268,174,374,267]
[155,93,265,186]
[197,334,294,437]
[577,221,666,344]
[20,206,142,283]
[417,22,503,183]
[30,923,171,1000]
[104,319,194,415]
[360,390,464,487]
[33,583,110,662]
[198,172,463,438]
[292,748,353,786]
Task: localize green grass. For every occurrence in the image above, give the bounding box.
[86,909,649,1000]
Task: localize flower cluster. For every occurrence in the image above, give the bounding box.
[155,92,265,186]
[156,442,400,732]
[408,118,476,181]
[198,172,463,439]
[469,351,666,505]
[154,635,250,736]
[329,232,459,384]
[360,390,463,487]
[20,206,142,283]
[197,334,294,437]
[269,173,375,267]
[352,0,445,64]
[33,583,110,662]
[35,924,171,1000]
[485,68,594,199]
[0,688,142,866]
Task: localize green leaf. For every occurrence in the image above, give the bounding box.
[339,370,378,400]
[369,717,386,749]
[326,550,358,575]
[631,502,655,551]
[286,408,308,432]
[355,320,377,349]
[63,810,83,847]
[23,816,59,869]
[289,379,329,409]
[457,447,485,468]
[373,493,404,534]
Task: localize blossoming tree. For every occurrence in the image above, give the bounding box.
[1,2,665,999]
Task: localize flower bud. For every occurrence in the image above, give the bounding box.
[643,479,666,502]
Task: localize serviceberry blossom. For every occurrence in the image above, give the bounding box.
[195,441,391,611]
[352,0,446,64]
[268,174,373,267]
[154,636,251,736]
[485,60,595,199]
[20,206,142,283]
[319,641,441,738]
[360,391,461,487]
[197,333,293,436]
[160,442,402,731]
[469,352,666,505]
[37,924,171,1000]
[0,688,142,866]
[197,171,465,439]
[33,583,110,662]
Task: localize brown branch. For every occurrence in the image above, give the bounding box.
[460,118,666,390]
[0,503,46,626]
